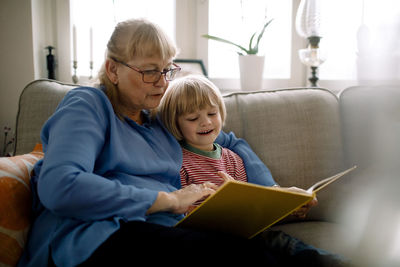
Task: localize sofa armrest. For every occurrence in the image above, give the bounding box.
[14,79,78,155]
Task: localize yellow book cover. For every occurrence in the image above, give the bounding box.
[175,166,356,239]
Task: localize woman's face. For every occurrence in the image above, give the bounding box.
[116,56,174,118]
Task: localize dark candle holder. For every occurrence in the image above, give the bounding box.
[46,46,55,79]
[72,61,78,84]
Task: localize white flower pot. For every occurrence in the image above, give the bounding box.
[238,55,265,91]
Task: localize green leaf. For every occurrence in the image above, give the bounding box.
[202,34,250,54]
[249,32,257,52]
[254,19,273,52]
[201,18,273,55]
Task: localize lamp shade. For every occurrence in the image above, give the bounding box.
[295,0,322,38]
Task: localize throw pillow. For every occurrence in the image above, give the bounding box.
[0,144,43,267]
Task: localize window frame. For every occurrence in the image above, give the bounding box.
[195,0,309,92]
[196,0,365,93]
[54,0,358,93]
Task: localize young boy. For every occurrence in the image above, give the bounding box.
[158,74,349,266]
[159,74,250,198]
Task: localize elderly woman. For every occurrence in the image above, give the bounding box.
[19,19,280,267]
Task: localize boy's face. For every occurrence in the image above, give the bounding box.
[178,105,222,151]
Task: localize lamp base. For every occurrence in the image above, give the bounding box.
[309,66,318,87]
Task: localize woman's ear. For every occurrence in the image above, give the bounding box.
[105,58,119,85]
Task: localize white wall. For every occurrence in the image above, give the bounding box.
[0,0,35,154]
[32,0,56,80]
[0,0,65,154]
[175,0,197,59]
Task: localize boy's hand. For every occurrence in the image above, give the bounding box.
[292,198,318,218]
[217,171,235,183]
[285,187,318,218]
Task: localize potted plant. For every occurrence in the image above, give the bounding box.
[202,19,273,91]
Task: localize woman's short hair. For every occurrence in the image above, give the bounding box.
[159,75,226,141]
[105,18,177,62]
[98,18,178,117]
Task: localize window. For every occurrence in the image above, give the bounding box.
[208,0,292,79]
[203,0,400,91]
[319,0,400,81]
[70,0,175,79]
[66,0,399,90]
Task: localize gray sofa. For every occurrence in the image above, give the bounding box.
[14,79,399,261]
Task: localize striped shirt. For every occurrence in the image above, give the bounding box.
[180,143,247,205]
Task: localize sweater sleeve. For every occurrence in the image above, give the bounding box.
[36,88,159,222]
[215,131,277,186]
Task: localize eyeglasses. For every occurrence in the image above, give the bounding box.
[111,57,181,83]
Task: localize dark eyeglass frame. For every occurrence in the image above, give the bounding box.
[111,57,181,84]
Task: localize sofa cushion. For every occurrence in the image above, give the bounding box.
[0,144,44,267]
[15,79,76,155]
[222,88,346,221]
[271,221,351,257]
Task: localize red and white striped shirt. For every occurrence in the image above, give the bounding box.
[180,143,247,205]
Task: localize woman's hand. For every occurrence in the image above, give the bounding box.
[147,182,218,215]
[283,187,318,218]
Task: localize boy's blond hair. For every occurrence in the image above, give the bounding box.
[159,75,226,141]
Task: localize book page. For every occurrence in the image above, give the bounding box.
[306,165,357,193]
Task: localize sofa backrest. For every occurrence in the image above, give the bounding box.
[222,88,346,221]
[222,88,345,188]
[15,80,346,221]
[14,79,77,155]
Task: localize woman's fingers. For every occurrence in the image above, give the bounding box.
[170,182,218,214]
[202,181,219,191]
[190,182,218,194]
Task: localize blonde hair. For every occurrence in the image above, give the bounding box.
[97,18,178,117]
[159,75,226,140]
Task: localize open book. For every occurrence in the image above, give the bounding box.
[176,166,357,239]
